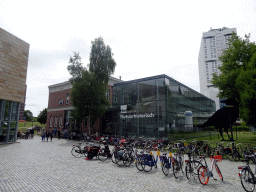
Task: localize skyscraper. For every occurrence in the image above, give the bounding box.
[198,27,237,110]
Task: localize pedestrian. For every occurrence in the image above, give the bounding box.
[50,130,53,142]
[58,130,61,139]
[46,130,50,142]
[25,130,29,139]
[54,128,57,137]
[30,129,34,139]
[41,129,45,141]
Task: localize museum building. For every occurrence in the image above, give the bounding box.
[0,28,30,143]
[111,74,216,137]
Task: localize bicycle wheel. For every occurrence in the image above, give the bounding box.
[198,166,209,185]
[173,159,181,179]
[191,160,203,175]
[241,168,255,192]
[71,146,80,157]
[135,156,144,171]
[123,153,132,167]
[98,149,108,161]
[142,157,153,172]
[161,160,169,176]
[185,162,192,180]
[215,164,223,181]
[112,152,117,164]
[233,150,241,161]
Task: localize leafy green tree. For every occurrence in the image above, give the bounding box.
[24,110,33,122]
[68,37,116,134]
[212,33,256,126]
[71,70,110,133]
[67,52,85,83]
[89,36,116,84]
[37,108,47,126]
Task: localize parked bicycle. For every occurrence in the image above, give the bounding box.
[71,142,89,157]
[197,155,223,185]
[141,149,160,172]
[185,152,204,180]
[238,154,256,192]
[172,149,184,178]
[160,152,174,176]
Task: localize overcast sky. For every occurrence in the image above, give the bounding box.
[1,0,256,117]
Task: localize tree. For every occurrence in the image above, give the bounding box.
[71,70,110,133]
[37,108,47,126]
[212,33,256,126]
[24,110,33,122]
[89,36,116,84]
[67,52,85,83]
[68,37,117,134]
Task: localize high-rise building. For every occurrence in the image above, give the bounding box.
[198,27,237,110]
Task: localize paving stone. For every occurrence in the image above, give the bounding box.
[0,136,247,191]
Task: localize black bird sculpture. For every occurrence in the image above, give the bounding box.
[201,98,239,141]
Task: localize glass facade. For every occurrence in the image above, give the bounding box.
[0,99,19,143]
[112,75,216,138]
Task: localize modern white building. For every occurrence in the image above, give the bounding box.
[198,27,237,110]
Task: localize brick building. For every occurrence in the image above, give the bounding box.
[46,77,122,134]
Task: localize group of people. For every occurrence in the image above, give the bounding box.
[41,130,53,142]
[17,129,34,139]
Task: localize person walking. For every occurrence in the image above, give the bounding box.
[58,130,61,139]
[50,130,53,142]
[41,129,45,142]
[46,130,50,142]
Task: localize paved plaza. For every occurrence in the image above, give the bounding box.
[0,136,248,192]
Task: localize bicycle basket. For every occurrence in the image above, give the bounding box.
[210,155,222,162]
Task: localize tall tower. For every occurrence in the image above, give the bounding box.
[198,27,237,110]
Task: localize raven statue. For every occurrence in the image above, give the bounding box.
[201,98,239,141]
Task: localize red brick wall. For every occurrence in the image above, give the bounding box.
[46,85,114,134]
[48,89,72,109]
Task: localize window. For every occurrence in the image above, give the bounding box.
[50,116,53,127]
[59,116,62,127]
[106,90,110,100]
[54,116,58,127]
[58,99,64,105]
[66,94,70,104]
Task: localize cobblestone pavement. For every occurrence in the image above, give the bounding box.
[0,136,248,192]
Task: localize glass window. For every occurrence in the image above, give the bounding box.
[59,116,62,127]
[66,94,70,104]
[54,116,58,127]
[50,116,53,127]
[11,102,19,121]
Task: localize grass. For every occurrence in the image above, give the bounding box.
[183,131,256,148]
[18,121,45,133]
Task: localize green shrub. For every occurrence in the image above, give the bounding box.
[234,126,250,132]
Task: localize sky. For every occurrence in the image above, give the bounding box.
[0,0,256,117]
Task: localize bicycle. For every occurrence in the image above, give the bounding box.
[226,142,242,161]
[238,154,256,192]
[172,149,184,179]
[71,143,88,157]
[135,150,145,171]
[160,152,174,176]
[97,141,111,162]
[197,155,223,185]
[185,152,204,180]
[141,149,160,172]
